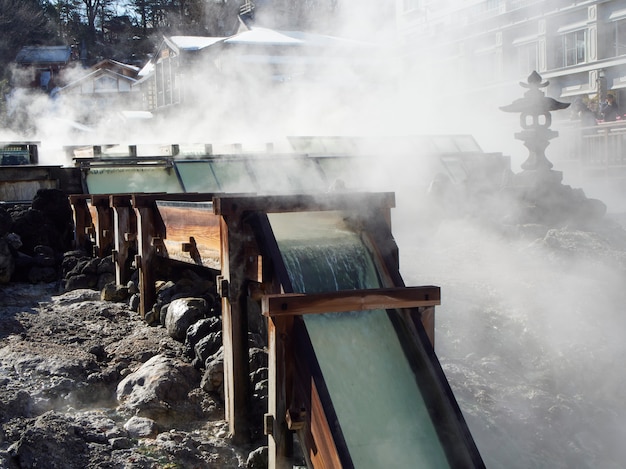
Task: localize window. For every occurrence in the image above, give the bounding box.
[94,75,117,92]
[556,30,586,67]
[614,19,626,56]
[403,0,422,12]
[517,42,538,75]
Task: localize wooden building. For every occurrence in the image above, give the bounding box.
[14,45,75,92]
[57,59,142,112]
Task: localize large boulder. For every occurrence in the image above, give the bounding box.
[116,354,199,420]
[165,298,208,342]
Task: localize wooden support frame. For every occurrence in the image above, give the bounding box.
[213,192,395,218]
[90,194,115,257]
[110,195,135,286]
[130,193,217,318]
[219,213,251,443]
[68,194,94,251]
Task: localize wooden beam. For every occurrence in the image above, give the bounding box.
[213,192,395,217]
[262,286,440,318]
[91,194,114,257]
[68,195,93,251]
[219,214,251,443]
[110,195,135,285]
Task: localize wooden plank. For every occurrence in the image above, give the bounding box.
[213,192,395,217]
[220,215,251,443]
[309,380,343,469]
[134,204,162,318]
[132,192,217,208]
[110,195,135,285]
[156,204,221,269]
[68,195,93,251]
[267,315,295,469]
[91,194,114,257]
[262,286,440,318]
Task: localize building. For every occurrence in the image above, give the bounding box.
[396,0,626,111]
[134,22,381,114]
[57,59,142,113]
[14,45,77,92]
[395,0,626,201]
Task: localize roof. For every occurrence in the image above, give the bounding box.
[166,36,225,52]
[15,46,72,65]
[59,68,138,94]
[225,27,373,49]
[92,59,140,76]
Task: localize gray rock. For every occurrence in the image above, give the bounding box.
[101,282,129,302]
[116,354,199,419]
[201,348,224,396]
[194,330,222,366]
[246,445,268,469]
[165,298,208,341]
[123,416,158,439]
[109,436,133,449]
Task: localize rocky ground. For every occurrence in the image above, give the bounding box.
[0,282,263,469]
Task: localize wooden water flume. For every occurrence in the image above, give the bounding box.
[67,190,484,468]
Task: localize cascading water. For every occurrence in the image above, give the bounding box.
[268,211,451,468]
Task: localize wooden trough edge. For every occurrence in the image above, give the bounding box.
[262,286,441,317]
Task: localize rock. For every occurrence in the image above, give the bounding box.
[201,348,224,396]
[116,354,199,419]
[0,237,15,283]
[184,316,221,360]
[32,245,57,267]
[101,282,129,302]
[27,266,57,283]
[64,273,97,291]
[97,256,115,274]
[123,416,159,438]
[194,330,222,366]
[165,298,208,342]
[109,436,133,449]
[249,347,268,372]
[246,445,268,469]
[0,206,12,236]
[129,293,140,312]
[11,411,91,469]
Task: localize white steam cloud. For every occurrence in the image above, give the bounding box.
[3,3,625,467]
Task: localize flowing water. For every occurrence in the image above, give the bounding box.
[269,211,451,468]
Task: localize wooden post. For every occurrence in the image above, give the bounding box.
[68,195,93,251]
[110,195,135,286]
[91,195,114,257]
[133,197,161,319]
[266,314,294,469]
[219,214,250,442]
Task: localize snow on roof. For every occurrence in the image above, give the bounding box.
[225,27,373,48]
[224,28,304,46]
[60,68,137,92]
[93,58,140,73]
[168,36,225,51]
[137,61,154,77]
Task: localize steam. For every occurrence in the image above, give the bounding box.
[4,4,626,467]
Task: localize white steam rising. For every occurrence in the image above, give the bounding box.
[3,4,625,467]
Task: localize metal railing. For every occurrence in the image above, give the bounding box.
[555,120,626,174]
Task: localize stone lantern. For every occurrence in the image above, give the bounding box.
[500,70,570,175]
[500,71,606,225]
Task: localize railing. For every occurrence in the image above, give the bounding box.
[554,120,626,176]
